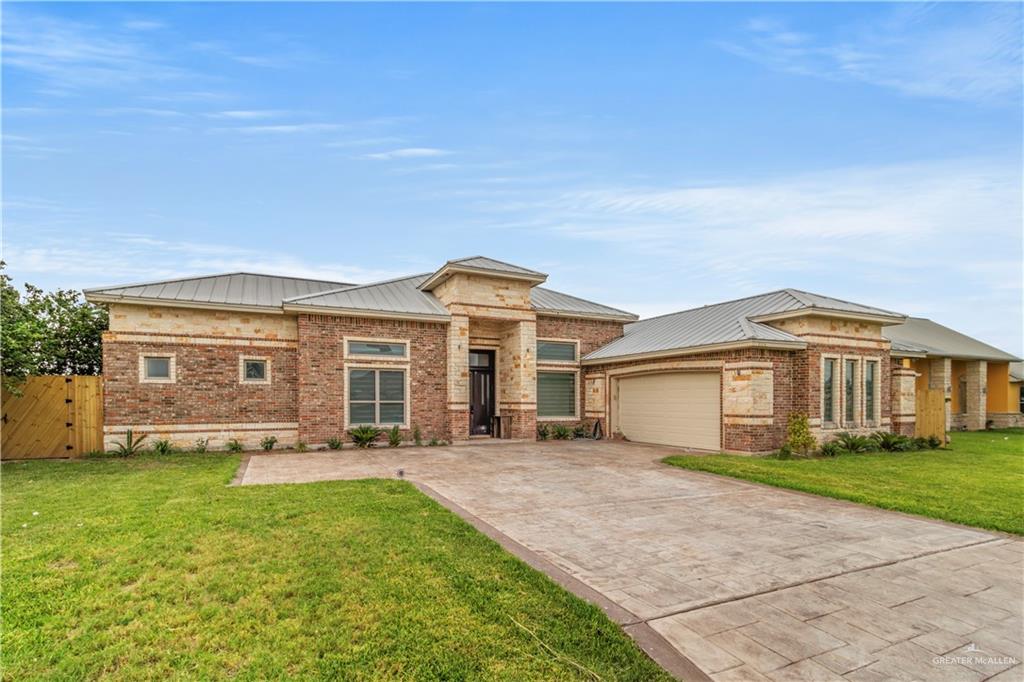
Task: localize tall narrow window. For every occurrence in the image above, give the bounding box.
[864,361,877,423]
[844,359,857,424]
[823,359,836,424]
[958,377,968,414]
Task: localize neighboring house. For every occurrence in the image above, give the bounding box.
[1011,362,1024,415]
[85,257,1020,454]
[884,318,1024,433]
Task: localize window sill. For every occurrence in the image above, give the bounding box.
[537,416,578,422]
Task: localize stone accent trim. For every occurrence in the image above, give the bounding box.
[103,422,299,450]
[107,331,296,349]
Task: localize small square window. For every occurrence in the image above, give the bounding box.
[244,360,266,381]
[145,357,170,379]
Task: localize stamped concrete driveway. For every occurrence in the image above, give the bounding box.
[241,441,1023,681]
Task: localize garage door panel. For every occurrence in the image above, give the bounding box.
[617,372,720,450]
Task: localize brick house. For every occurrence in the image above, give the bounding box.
[85,257,1019,454]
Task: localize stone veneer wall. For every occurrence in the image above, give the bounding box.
[891,359,917,437]
[102,304,300,450]
[296,314,448,445]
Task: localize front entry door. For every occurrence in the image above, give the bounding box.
[469,350,495,435]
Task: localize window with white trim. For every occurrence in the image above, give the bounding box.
[348,369,406,425]
[822,358,837,425]
[537,371,576,418]
[537,340,577,363]
[844,359,858,425]
[140,354,175,383]
[864,360,878,424]
[240,357,270,384]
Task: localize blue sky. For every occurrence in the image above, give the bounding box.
[4,2,1022,353]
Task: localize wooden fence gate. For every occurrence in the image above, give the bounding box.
[1,376,103,459]
[915,387,946,440]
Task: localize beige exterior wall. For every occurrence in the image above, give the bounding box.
[498,320,537,408]
[769,315,887,349]
[109,303,297,340]
[432,273,534,321]
[722,361,774,426]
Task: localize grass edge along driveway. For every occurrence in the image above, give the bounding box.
[2,453,671,681]
[663,429,1023,535]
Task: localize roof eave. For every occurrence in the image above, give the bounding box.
[890,349,929,359]
[84,293,285,315]
[749,308,906,326]
[282,303,450,322]
[582,339,807,366]
[535,309,639,323]
[418,264,548,291]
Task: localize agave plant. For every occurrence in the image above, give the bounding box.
[834,432,874,453]
[551,424,572,440]
[151,439,174,455]
[349,425,382,448]
[387,425,402,448]
[109,429,148,457]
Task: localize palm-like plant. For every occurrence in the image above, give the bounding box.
[349,426,382,448]
[110,429,148,457]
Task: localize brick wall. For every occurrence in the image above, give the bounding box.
[296,314,448,444]
[536,316,624,428]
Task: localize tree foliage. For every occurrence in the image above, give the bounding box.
[1,265,108,393]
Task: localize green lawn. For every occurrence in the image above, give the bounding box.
[2,454,669,681]
[664,429,1024,535]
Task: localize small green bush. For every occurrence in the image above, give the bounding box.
[326,436,344,450]
[349,426,382,448]
[260,436,278,451]
[109,429,148,457]
[152,439,174,456]
[927,435,943,449]
[295,441,308,452]
[192,438,209,454]
[428,438,440,447]
[774,444,794,460]
[572,424,587,439]
[537,424,550,441]
[226,439,244,453]
[818,441,844,457]
[412,425,423,447]
[786,413,816,456]
[834,432,874,453]
[387,425,402,448]
[551,424,572,440]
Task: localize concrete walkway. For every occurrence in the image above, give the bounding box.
[240,441,1023,681]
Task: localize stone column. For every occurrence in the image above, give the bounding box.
[929,357,952,435]
[965,360,988,431]
[891,363,917,437]
[499,320,537,439]
[447,315,470,441]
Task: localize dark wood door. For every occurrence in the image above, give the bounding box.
[469,351,495,435]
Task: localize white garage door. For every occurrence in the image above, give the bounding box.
[617,372,720,450]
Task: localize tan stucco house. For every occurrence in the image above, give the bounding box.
[85,256,1021,453]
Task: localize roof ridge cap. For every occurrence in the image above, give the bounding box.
[446,255,545,275]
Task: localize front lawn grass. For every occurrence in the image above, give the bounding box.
[2,454,669,681]
[664,429,1024,535]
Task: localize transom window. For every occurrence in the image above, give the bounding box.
[145,356,170,379]
[537,371,576,418]
[844,359,857,424]
[347,341,407,358]
[822,358,836,424]
[348,369,406,425]
[537,340,577,363]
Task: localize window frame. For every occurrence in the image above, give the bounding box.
[958,376,968,415]
[343,336,409,360]
[139,353,176,384]
[345,366,409,428]
[536,369,579,421]
[821,355,840,428]
[239,356,271,385]
[863,358,880,425]
[536,338,580,365]
[843,358,860,427]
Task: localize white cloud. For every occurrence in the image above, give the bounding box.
[363,147,453,160]
[206,110,292,120]
[121,19,165,32]
[720,4,1022,103]
[218,123,351,135]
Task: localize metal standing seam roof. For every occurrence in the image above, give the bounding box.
[284,273,450,317]
[531,287,638,320]
[84,272,352,309]
[444,256,547,277]
[883,317,1021,362]
[584,288,905,361]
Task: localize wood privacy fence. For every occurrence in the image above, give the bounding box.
[915,386,946,441]
[1,376,103,459]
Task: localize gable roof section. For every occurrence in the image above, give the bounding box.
[584,288,905,363]
[883,317,1021,362]
[1011,362,1023,383]
[531,287,638,321]
[84,272,352,311]
[283,273,450,320]
[418,256,548,291]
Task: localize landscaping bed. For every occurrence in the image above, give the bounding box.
[2,453,670,680]
[664,429,1024,535]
